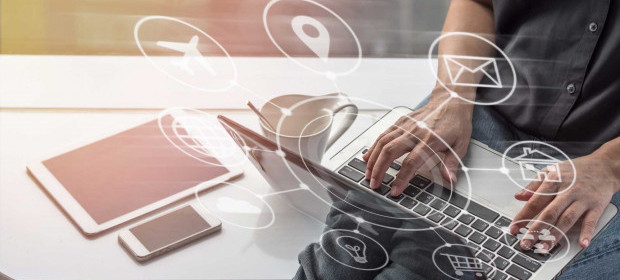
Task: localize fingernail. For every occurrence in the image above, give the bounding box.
[522,240,532,250]
[370,179,376,188]
[450,171,457,183]
[583,239,590,248]
[516,189,526,196]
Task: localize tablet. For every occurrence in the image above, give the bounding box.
[27,114,243,236]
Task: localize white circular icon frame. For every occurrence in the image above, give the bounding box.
[158,107,249,168]
[432,243,497,280]
[428,32,517,106]
[194,181,276,230]
[134,15,238,92]
[509,219,571,263]
[501,140,577,195]
[319,229,389,271]
[263,0,363,77]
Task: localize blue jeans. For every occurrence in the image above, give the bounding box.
[421,97,620,279]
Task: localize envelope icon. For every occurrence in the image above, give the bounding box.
[443,55,503,88]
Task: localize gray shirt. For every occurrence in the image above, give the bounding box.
[477,0,620,157]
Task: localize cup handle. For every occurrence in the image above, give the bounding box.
[326,103,358,149]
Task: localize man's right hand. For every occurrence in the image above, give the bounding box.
[362,90,474,197]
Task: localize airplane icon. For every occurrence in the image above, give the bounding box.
[156,35,217,76]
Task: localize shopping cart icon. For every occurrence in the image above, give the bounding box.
[441,253,484,277]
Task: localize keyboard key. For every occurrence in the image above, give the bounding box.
[388,193,404,202]
[390,162,401,170]
[338,166,364,182]
[409,175,431,188]
[430,199,447,210]
[491,271,508,280]
[493,256,510,270]
[467,200,500,223]
[399,197,416,209]
[468,231,487,244]
[448,192,469,209]
[476,249,494,262]
[425,183,452,201]
[360,179,371,188]
[495,216,512,228]
[455,225,473,237]
[373,184,391,195]
[506,264,532,280]
[457,213,475,225]
[403,185,422,197]
[512,254,541,272]
[466,242,481,252]
[413,204,431,216]
[382,173,394,184]
[441,219,458,230]
[513,243,560,262]
[485,226,503,239]
[428,211,445,223]
[498,246,516,259]
[416,192,434,204]
[483,239,501,252]
[347,158,367,172]
[500,233,518,246]
[482,263,494,275]
[471,219,489,232]
[443,205,461,218]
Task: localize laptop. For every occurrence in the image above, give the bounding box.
[218,107,617,280]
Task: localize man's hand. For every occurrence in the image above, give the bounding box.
[362,90,473,196]
[510,152,620,251]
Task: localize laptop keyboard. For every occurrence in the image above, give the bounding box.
[337,153,562,280]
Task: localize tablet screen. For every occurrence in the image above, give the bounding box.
[42,117,231,224]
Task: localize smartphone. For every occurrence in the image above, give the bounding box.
[118,202,221,262]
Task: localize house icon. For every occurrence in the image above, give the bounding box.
[514,147,562,183]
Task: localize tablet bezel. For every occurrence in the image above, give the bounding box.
[26,118,243,236]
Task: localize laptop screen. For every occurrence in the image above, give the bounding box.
[218,116,488,279]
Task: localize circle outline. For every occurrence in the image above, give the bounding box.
[427,32,517,106]
[263,0,363,77]
[319,229,389,271]
[508,219,571,263]
[194,181,276,230]
[432,243,497,279]
[501,140,577,195]
[158,107,249,168]
[134,15,238,92]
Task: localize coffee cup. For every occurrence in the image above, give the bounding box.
[259,93,358,163]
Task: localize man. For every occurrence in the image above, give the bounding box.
[364,0,620,278]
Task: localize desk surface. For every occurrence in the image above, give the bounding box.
[0,54,423,279]
[0,55,435,110]
[0,108,386,279]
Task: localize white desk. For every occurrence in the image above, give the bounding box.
[0,54,430,279]
[0,108,387,279]
[0,55,435,110]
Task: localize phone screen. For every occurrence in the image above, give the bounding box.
[130,205,211,252]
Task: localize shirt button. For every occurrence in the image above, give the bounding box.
[589,22,598,32]
[566,83,576,94]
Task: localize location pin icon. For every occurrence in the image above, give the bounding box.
[291,15,330,62]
